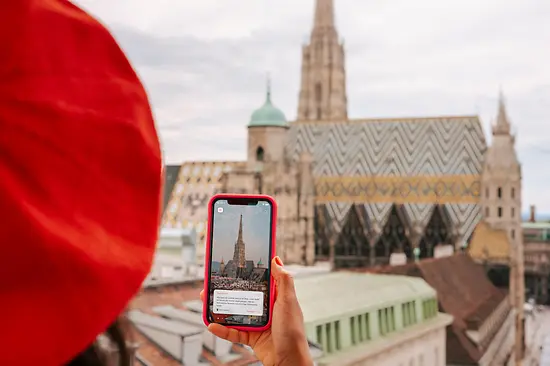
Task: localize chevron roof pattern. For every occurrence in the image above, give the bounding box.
[288,116,486,176]
[287,115,488,244]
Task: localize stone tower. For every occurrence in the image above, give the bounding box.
[480,91,524,363]
[297,0,348,120]
[232,215,246,277]
[247,78,289,173]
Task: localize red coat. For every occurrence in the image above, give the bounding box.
[0,1,162,365]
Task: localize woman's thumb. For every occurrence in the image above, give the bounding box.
[271,256,296,296]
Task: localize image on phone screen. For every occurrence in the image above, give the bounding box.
[207,198,273,327]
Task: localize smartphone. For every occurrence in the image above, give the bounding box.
[202,194,277,331]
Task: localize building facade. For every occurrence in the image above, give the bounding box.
[162,0,522,275]
[295,272,452,366]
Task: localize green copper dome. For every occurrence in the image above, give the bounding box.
[249,80,287,128]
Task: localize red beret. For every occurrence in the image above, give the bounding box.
[0,1,162,365]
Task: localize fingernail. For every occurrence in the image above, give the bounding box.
[275,256,283,266]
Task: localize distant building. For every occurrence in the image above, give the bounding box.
[162,0,521,278]
[147,227,199,284]
[295,272,452,366]
[372,253,514,365]
[522,221,550,304]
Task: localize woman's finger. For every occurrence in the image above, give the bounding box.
[271,256,296,299]
[200,290,204,302]
[208,323,250,345]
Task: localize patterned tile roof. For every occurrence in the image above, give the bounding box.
[287,116,488,242]
[468,221,510,263]
[162,161,244,247]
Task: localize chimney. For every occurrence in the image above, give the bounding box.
[529,205,536,223]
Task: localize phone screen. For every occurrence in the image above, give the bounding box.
[206,197,273,327]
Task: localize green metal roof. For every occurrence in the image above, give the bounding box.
[295,272,436,324]
[522,222,550,229]
[248,80,287,128]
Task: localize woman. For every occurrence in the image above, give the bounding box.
[0,1,312,365]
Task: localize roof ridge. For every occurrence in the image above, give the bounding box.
[292,115,480,124]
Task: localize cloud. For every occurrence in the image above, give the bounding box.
[75,0,550,212]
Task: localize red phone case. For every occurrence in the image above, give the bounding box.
[202,193,277,332]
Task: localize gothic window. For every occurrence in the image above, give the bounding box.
[511,229,515,239]
[511,187,515,199]
[485,207,490,217]
[485,187,489,198]
[498,207,503,217]
[511,207,515,218]
[497,187,502,199]
[418,205,452,259]
[314,206,331,259]
[374,205,411,263]
[315,83,322,101]
[315,83,322,120]
[334,205,370,268]
[256,146,265,162]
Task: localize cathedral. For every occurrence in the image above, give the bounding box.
[162,0,523,274]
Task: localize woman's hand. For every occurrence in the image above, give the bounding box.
[201,256,313,366]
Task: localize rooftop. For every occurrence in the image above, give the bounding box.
[360,253,510,365]
[295,272,435,324]
[159,227,197,240]
[130,280,323,365]
[522,222,550,230]
[468,221,510,263]
[248,80,287,128]
[162,165,181,213]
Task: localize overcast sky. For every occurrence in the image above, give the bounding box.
[75,0,550,213]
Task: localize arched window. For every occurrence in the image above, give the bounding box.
[256,146,264,162]
[511,187,515,199]
[497,187,502,199]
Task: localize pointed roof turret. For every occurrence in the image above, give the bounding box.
[220,257,225,264]
[249,75,288,128]
[314,0,335,29]
[492,90,511,136]
[257,258,263,267]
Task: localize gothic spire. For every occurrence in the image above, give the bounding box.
[314,0,335,30]
[493,90,511,136]
[237,214,243,242]
[298,0,347,120]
